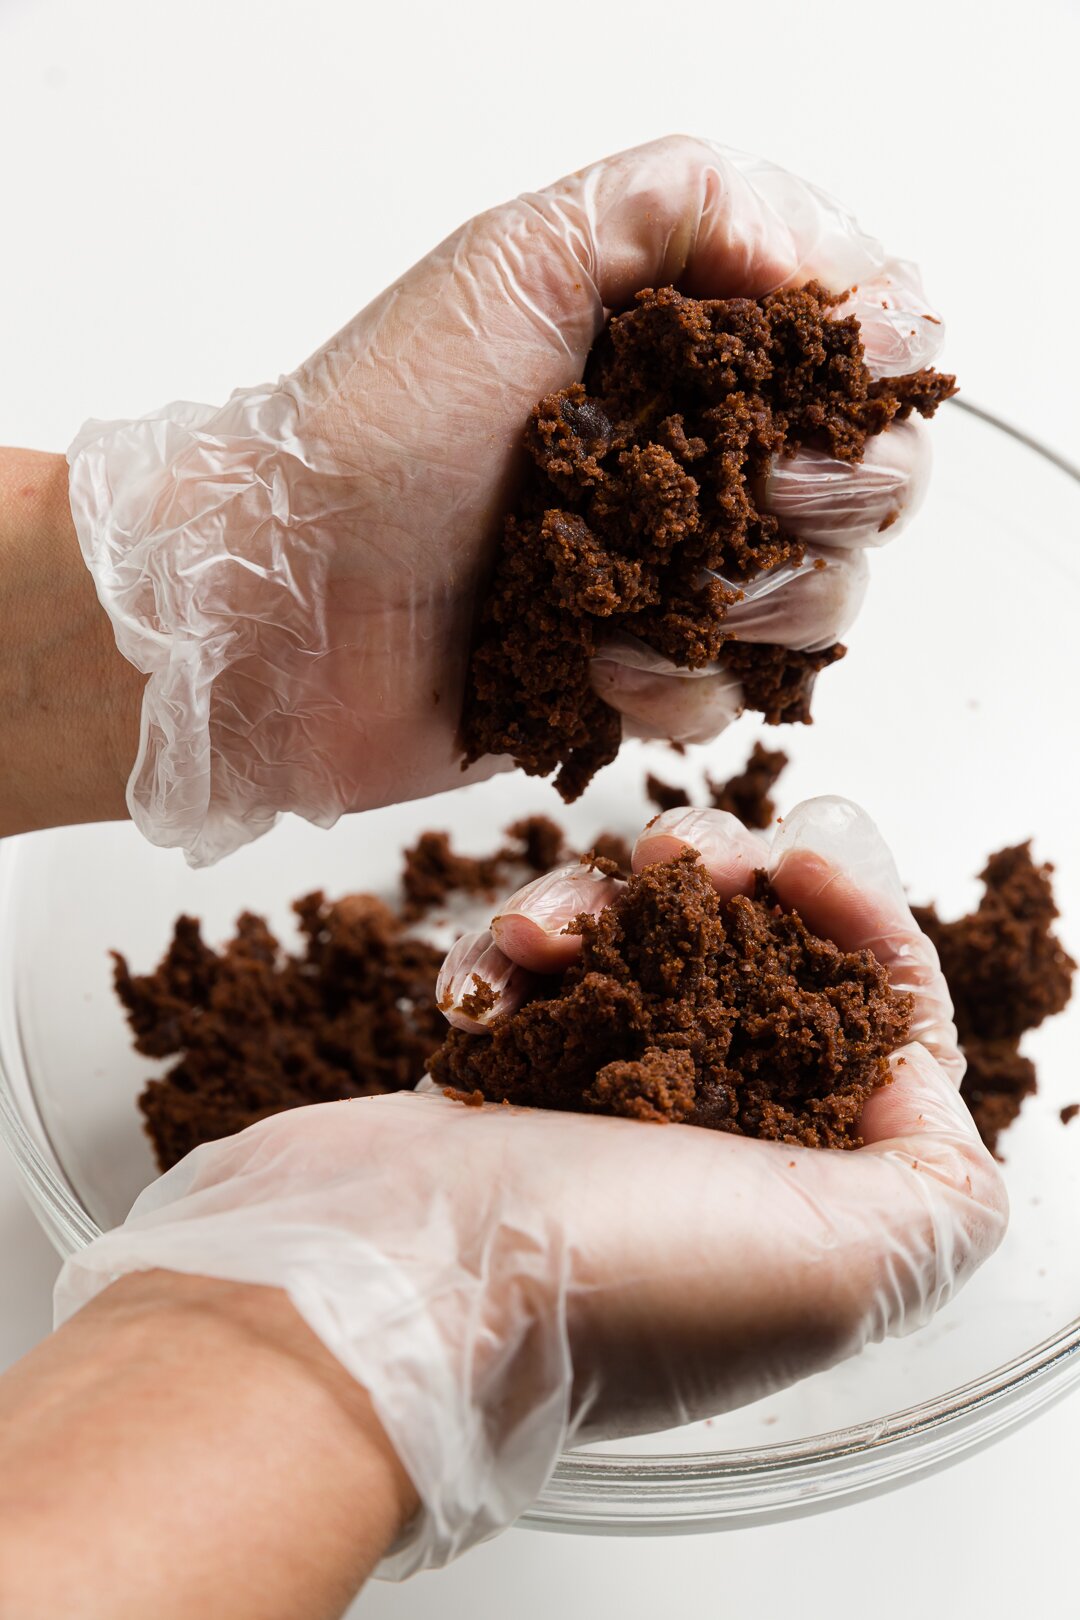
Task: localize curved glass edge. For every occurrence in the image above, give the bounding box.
[0,844,98,1256]
[525,1323,1080,1529]
[0,394,1076,1525]
[949,397,1080,484]
[0,1082,97,1256]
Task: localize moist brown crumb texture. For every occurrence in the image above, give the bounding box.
[913,844,1076,1154]
[120,830,1071,1170]
[116,894,446,1172]
[722,642,846,727]
[118,816,598,1169]
[505,815,568,875]
[431,851,912,1148]
[645,773,691,813]
[401,815,567,919]
[590,832,633,873]
[459,976,497,1020]
[644,740,789,830]
[462,282,955,799]
[708,742,789,829]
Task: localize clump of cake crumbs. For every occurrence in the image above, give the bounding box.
[914,843,1075,1154]
[645,741,789,829]
[707,742,789,829]
[117,894,446,1173]
[117,815,606,1169]
[462,282,955,799]
[114,813,1072,1170]
[431,851,912,1149]
[401,815,566,919]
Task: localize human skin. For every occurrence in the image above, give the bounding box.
[0,452,412,1618]
[0,447,140,836]
[51,803,1006,1586]
[0,436,982,1616]
[0,134,956,1613]
[0,1271,417,1620]
[67,136,933,865]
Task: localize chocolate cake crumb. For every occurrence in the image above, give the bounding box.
[463,282,954,799]
[645,772,691,813]
[505,815,568,873]
[126,828,1072,1171]
[588,832,633,879]
[913,844,1075,1154]
[580,851,624,879]
[401,816,569,920]
[401,831,506,921]
[708,742,789,830]
[119,816,586,1169]
[460,976,497,1020]
[445,1086,486,1108]
[430,851,912,1148]
[116,894,446,1171]
[642,740,789,830]
[1061,1104,1079,1125]
[956,1038,1037,1152]
[722,642,846,726]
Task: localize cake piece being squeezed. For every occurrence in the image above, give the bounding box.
[463,282,955,799]
[431,850,912,1148]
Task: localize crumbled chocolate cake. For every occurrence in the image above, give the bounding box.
[401,832,506,921]
[505,815,567,875]
[645,773,691,813]
[587,832,633,879]
[400,814,567,920]
[956,1039,1037,1153]
[1061,1104,1079,1126]
[116,894,446,1171]
[120,829,1071,1171]
[119,817,579,1169]
[707,742,789,830]
[914,844,1075,1154]
[459,976,497,1021]
[643,740,789,830]
[463,283,954,798]
[431,851,912,1148]
[722,643,846,727]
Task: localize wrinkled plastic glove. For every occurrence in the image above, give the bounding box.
[55,798,1006,1577]
[68,137,944,866]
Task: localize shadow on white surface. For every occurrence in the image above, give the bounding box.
[350,1397,1080,1620]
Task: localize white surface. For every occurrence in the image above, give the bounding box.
[0,0,1077,1614]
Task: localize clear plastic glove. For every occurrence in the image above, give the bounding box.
[55,798,1006,1577]
[68,137,944,864]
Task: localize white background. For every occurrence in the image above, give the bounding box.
[1,1,1077,1615]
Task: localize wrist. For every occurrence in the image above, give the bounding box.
[66,394,337,865]
[96,1268,420,1538]
[0,447,141,835]
[0,1267,417,1619]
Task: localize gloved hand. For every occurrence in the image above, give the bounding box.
[69,136,943,866]
[55,798,1006,1577]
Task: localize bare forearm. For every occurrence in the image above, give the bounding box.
[0,1271,415,1620]
[0,448,141,835]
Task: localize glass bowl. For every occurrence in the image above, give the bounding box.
[1,400,1078,1533]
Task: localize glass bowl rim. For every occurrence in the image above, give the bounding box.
[1,397,1077,1532]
